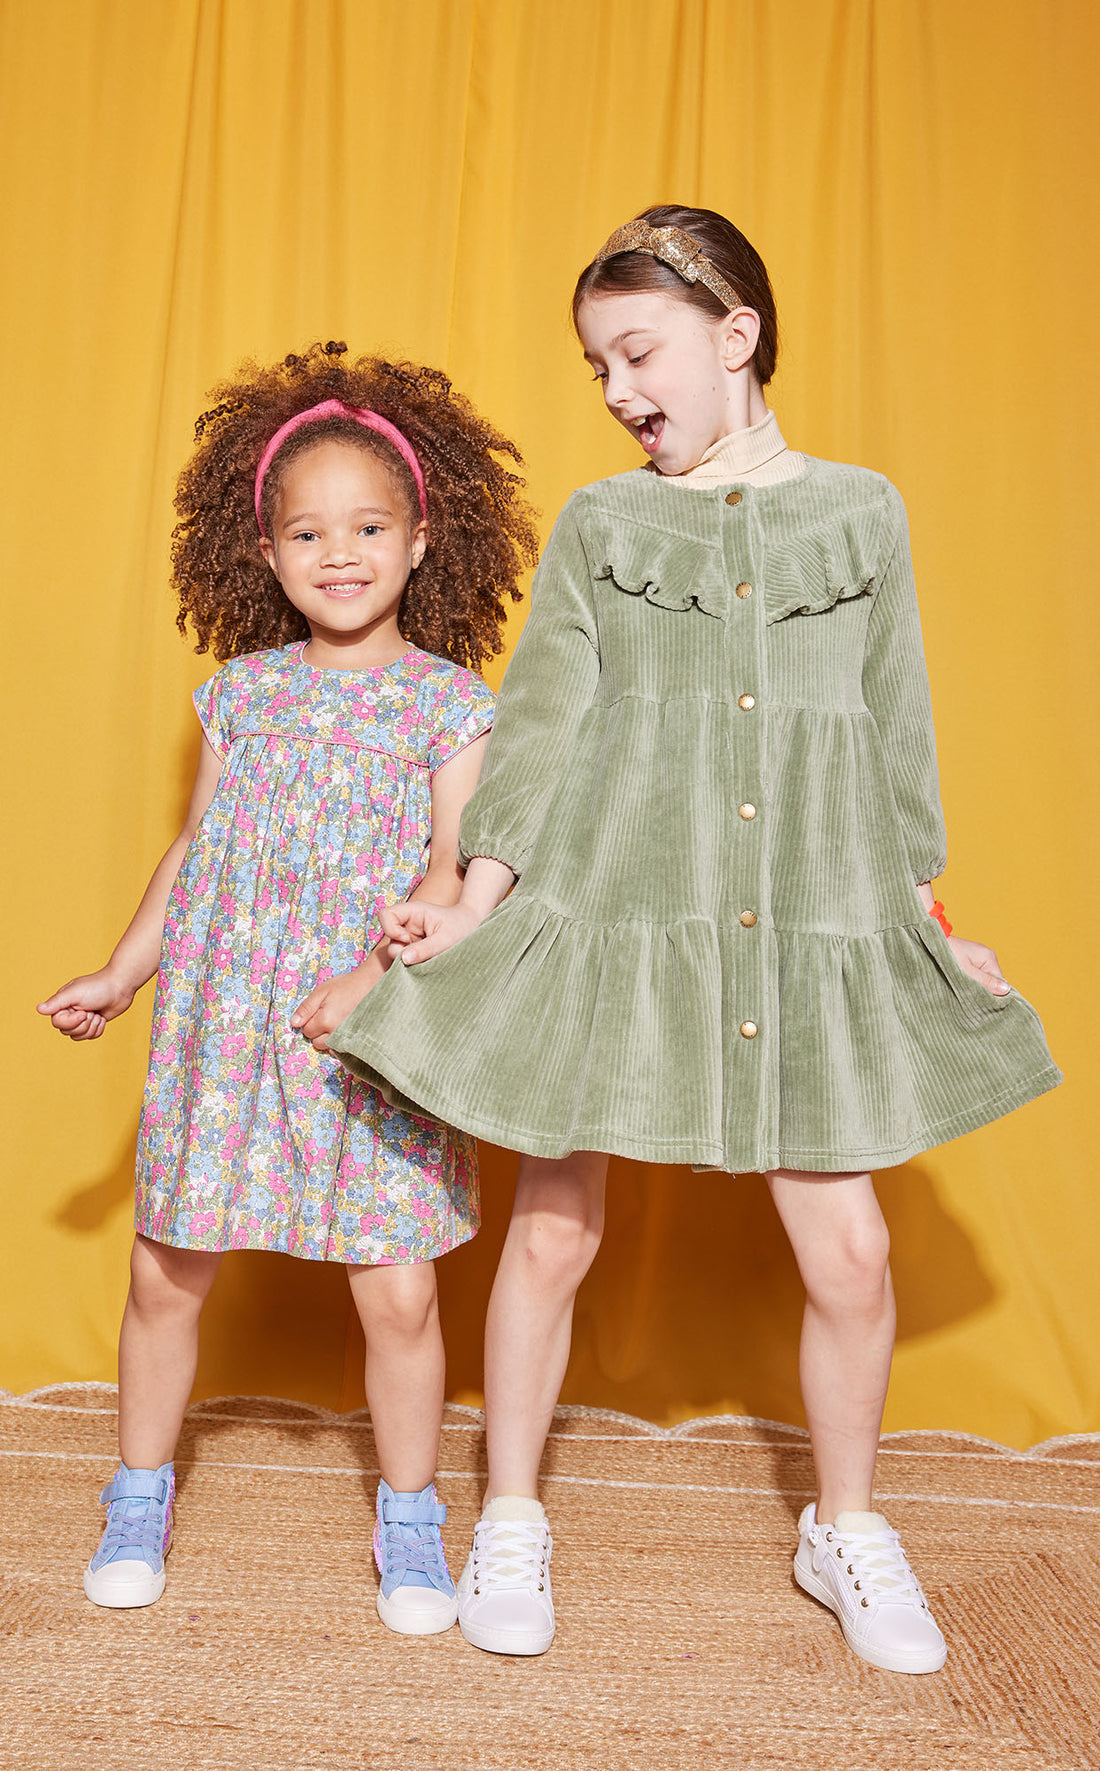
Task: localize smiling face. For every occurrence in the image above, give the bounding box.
[258,438,427,664]
[576,289,764,475]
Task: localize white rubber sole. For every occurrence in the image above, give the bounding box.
[83,1561,166,1609]
[794,1553,947,1675]
[457,1610,555,1656]
[376,1588,458,1636]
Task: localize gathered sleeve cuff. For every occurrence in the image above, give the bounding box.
[192,668,232,760]
[458,499,601,875]
[862,487,947,885]
[426,674,495,776]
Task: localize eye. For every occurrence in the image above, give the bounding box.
[590,369,607,383]
[628,352,649,367]
[292,529,318,542]
[360,523,383,536]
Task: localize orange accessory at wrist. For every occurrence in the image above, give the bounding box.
[929,899,953,938]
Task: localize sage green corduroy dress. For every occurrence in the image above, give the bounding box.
[330,458,1061,1173]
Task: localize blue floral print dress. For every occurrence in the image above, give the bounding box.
[134,641,492,1264]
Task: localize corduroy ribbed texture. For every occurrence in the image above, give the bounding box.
[331,459,1061,1173]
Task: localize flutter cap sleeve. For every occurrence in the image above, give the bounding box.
[192,667,233,760]
[458,498,601,876]
[862,486,947,885]
[427,672,496,774]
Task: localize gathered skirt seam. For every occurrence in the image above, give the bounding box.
[507,893,962,940]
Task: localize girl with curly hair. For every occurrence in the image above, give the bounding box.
[38,342,538,1633]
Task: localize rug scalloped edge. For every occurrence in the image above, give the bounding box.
[3,1381,1096,1460]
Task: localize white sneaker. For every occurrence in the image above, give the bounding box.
[457,1496,555,1656]
[794,1503,947,1674]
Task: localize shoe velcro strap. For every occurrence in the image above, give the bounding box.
[380,1496,446,1527]
[100,1469,170,1506]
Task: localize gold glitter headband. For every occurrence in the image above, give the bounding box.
[594,222,742,311]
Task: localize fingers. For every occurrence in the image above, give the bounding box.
[400,930,452,965]
[290,988,324,1029]
[957,940,1011,997]
[50,1005,85,1028]
[51,1009,105,1040]
[290,994,337,1052]
[293,1006,325,1042]
[379,903,422,942]
[37,986,79,1016]
[976,958,1011,997]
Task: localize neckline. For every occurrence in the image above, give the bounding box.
[678,409,790,481]
[294,639,421,676]
[635,453,820,496]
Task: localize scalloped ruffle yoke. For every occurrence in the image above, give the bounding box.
[587,463,888,625]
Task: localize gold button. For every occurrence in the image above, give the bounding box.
[735,581,752,598]
[738,694,755,711]
[725,491,742,506]
[739,910,757,928]
[740,1020,758,1039]
[738,803,756,820]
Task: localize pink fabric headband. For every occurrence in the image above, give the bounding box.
[253,399,428,532]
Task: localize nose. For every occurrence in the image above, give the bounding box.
[322,531,361,567]
[603,362,634,412]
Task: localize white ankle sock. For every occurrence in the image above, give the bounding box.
[834,1510,889,1532]
[481,1494,547,1525]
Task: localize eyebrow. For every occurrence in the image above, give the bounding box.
[280,505,395,527]
[582,328,654,363]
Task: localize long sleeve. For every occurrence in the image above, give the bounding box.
[861,488,947,885]
[458,498,601,876]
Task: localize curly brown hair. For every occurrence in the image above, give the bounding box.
[172,341,540,669]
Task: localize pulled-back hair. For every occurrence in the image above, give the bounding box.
[572,204,778,386]
[172,341,539,669]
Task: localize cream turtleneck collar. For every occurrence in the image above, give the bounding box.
[653,409,805,488]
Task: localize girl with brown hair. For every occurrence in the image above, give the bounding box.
[330,209,1060,1671]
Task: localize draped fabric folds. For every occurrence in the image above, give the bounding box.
[2,0,1095,1447]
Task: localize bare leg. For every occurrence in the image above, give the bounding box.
[767,1169,895,1522]
[483,1152,609,1500]
[347,1261,444,1493]
[117,1234,224,1468]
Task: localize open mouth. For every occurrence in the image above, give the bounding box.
[317,580,369,598]
[632,412,665,453]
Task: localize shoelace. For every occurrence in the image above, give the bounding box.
[102,1498,165,1559]
[471,1520,550,1592]
[816,1523,925,1603]
[379,1523,449,1584]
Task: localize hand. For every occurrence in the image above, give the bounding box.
[379,898,484,965]
[947,934,1011,997]
[291,962,383,1053]
[36,969,136,1040]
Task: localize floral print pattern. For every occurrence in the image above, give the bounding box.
[135,641,492,1264]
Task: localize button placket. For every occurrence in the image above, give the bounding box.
[720,487,766,1131]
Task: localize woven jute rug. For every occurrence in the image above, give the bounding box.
[1,1385,1097,1770]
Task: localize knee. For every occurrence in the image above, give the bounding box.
[128,1237,214,1319]
[356,1264,438,1342]
[805,1218,892,1317]
[520,1207,604,1293]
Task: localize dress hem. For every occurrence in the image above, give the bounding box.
[331,1039,1062,1175]
[131,1217,479,1268]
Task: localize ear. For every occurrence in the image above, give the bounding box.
[259,537,280,579]
[720,306,761,375]
[410,520,428,570]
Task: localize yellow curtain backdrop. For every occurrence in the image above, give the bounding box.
[3,0,1095,1447]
